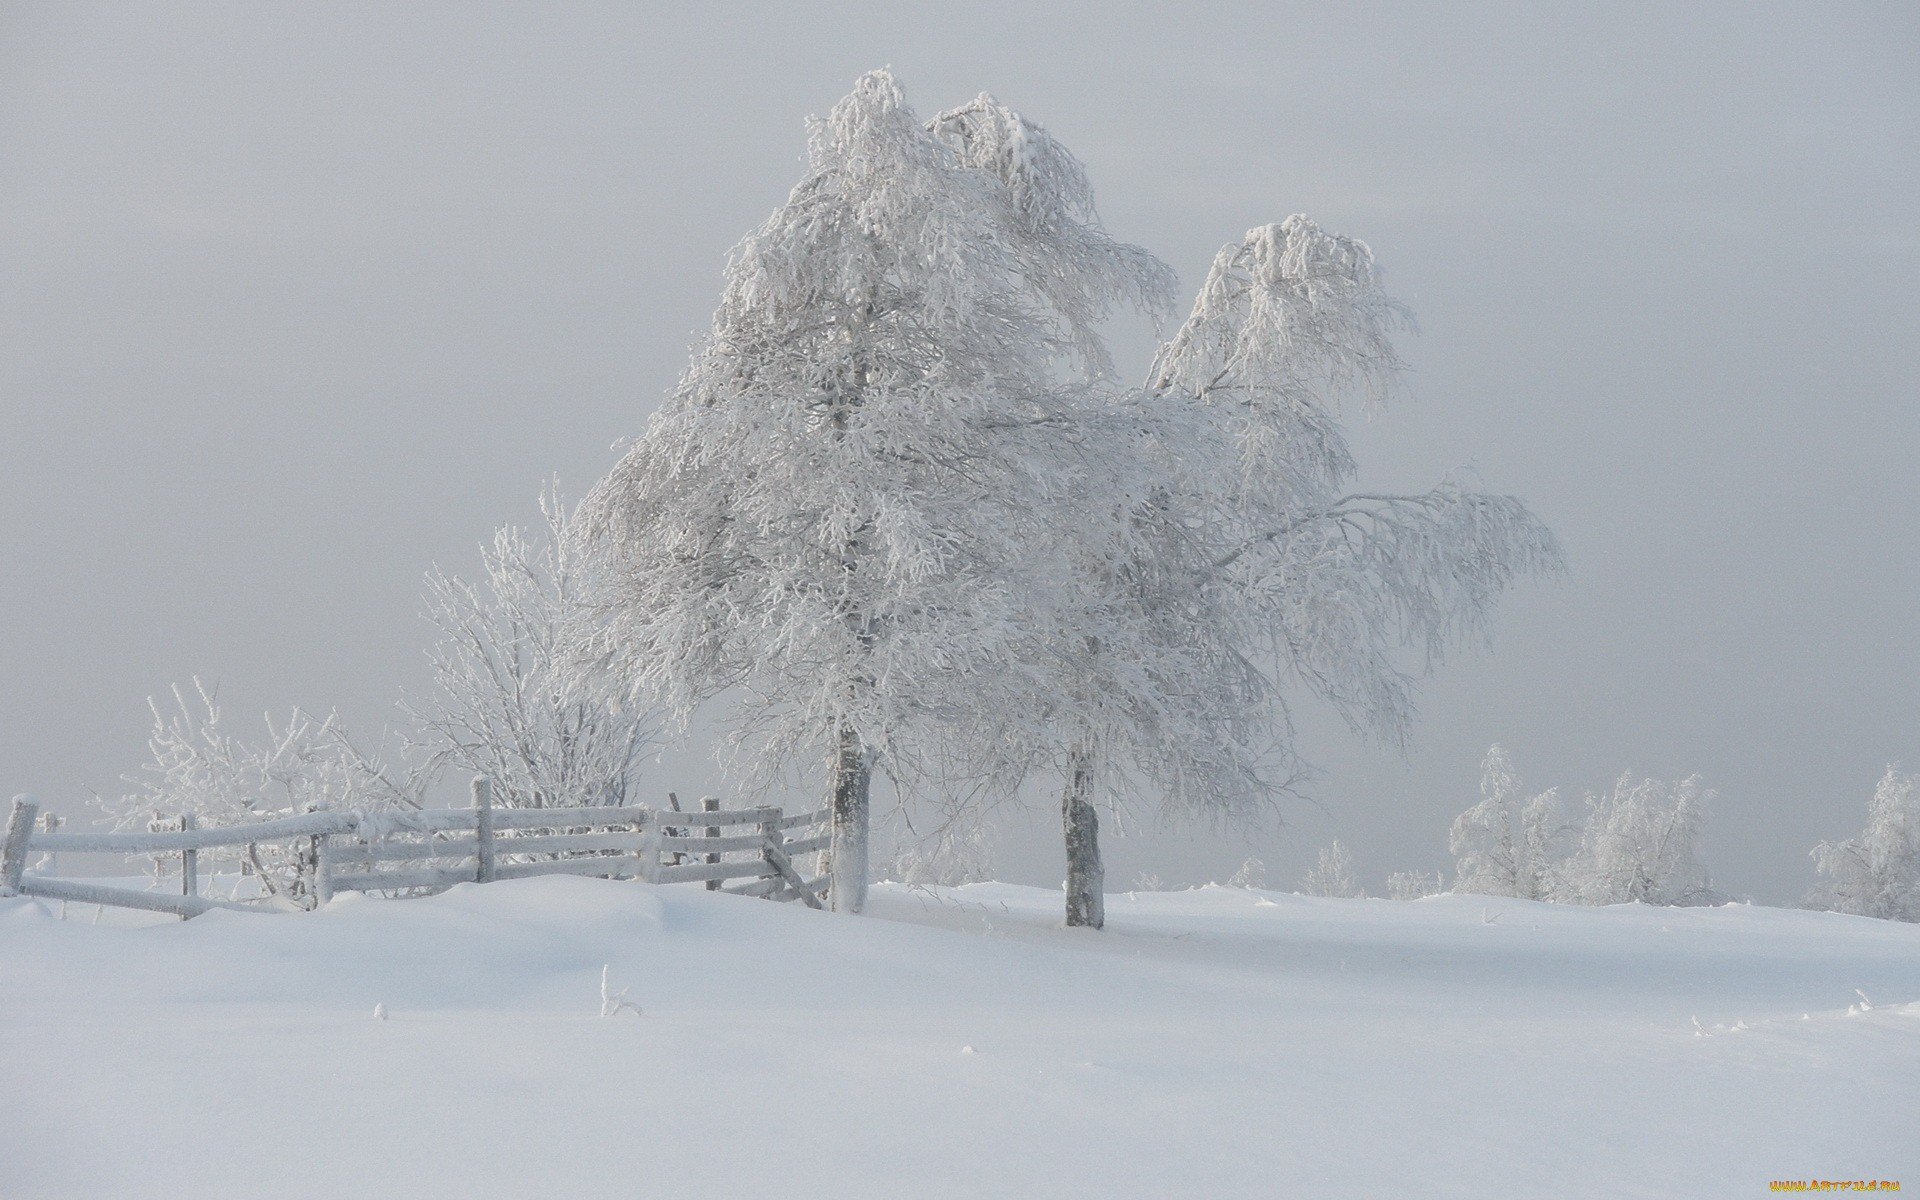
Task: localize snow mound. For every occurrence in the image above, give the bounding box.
[3,878,1916,1199]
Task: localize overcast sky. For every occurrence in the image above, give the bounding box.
[3,2,1915,902]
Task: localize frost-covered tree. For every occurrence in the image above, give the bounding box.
[408,488,656,810]
[1450,744,1568,900]
[931,148,1560,931]
[1809,767,1920,922]
[1004,217,1559,926]
[577,74,1559,925]
[573,72,1165,914]
[1144,218,1564,750]
[1300,839,1364,898]
[1562,772,1719,906]
[100,681,425,906]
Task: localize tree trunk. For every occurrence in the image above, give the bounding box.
[827,720,871,914]
[1063,744,1104,929]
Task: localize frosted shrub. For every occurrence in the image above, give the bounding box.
[1226,857,1266,889]
[411,487,656,811]
[1810,767,1920,922]
[102,681,424,906]
[1450,744,1569,900]
[885,814,996,888]
[1562,772,1719,906]
[1300,840,1365,898]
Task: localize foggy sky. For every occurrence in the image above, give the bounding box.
[3,2,1916,902]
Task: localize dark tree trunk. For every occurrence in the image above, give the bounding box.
[827,720,871,914]
[1063,744,1104,929]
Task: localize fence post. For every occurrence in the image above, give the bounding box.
[312,813,336,908]
[760,809,783,898]
[299,802,325,911]
[702,797,721,891]
[2,795,40,895]
[636,812,661,884]
[473,777,495,884]
[179,813,198,920]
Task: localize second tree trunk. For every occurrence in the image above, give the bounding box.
[1063,745,1104,929]
[827,720,871,914]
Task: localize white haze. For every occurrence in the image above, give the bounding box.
[1,3,1916,903]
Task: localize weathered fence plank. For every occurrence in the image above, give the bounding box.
[491,855,639,883]
[649,858,778,886]
[18,875,260,917]
[325,838,481,866]
[762,837,824,910]
[31,810,356,854]
[774,807,832,832]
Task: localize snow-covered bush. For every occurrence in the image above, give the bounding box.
[1300,840,1365,898]
[1809,767,1920,922]
[1226,857,1267,889]
[410,487,656,811]
[1561,772,1719,906]
[1386,870,1445,901]
[883,812,996,888]
[102,681,425,906]
[1449,744,1568,900]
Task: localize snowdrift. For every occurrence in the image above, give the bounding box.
[3,878,1916,1198]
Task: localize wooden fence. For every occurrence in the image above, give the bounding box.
[0,780,830,920]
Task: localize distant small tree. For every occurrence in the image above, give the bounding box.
[1226,857,1267,889]
[1386,870,1445,901]
[1300,840,1364,898]
[1562,772,1719,906]
[1449,744,1568,900]
[409,487,657,810]
[1809,767,1920,922]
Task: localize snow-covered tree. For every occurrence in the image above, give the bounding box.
[573,72,1165,914]
[1809,767,1920,922]
[1300,839,1364,898]
[1143,218,1564,750]
[931,135,1561,931]
[577,75,1559,925]
[408,487,656,810]
[100,680,425,906]
[1562,771,1719,906]
[1450,744,1568,900]
[1003,217,1558,926]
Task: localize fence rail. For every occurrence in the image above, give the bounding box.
[0,784,832,920]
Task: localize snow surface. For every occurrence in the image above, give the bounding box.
[3,877,1916,1198]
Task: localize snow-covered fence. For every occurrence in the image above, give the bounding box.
[1,785,831,919]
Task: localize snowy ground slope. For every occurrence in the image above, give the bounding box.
[2,879,1915,1199]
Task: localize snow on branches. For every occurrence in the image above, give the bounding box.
[101,680,425,905]
[572,71,1172,913]
[409,486,656,811]
[574,70,1561,921]
[1450,744,1568,901]
[1810,767,1920,922]
[1563,771,1720,907]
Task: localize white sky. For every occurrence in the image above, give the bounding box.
[2,2,1915,901]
